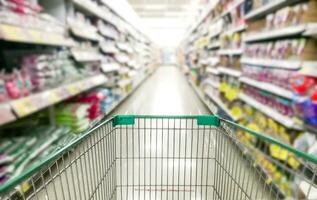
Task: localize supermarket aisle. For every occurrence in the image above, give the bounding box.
[113,65,210,115]
[112,66,269,200]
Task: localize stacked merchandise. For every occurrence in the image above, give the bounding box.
[55,88,117,133]
[0,126,74,184]
[0,0,72,45]
[0,0,159,190]
[182,0,317,198]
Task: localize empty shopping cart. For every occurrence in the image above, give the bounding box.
[1,115,317,200]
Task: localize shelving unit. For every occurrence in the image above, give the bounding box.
[0,0,160,191]
[181,0,317,198]
[11,75,107,118]
[244,0,301,20]
[239,93,301,129]
[0,24,74,46]
[244,23,317,42]
[241,57,303,69]
[188,79,218,114]
[218,67,242,77]
[71,49,102,62]
[205,89,240,121]
[69,26,100,41]
[218,48,244,55]
[240,77,293,99]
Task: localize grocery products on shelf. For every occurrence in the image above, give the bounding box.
[181,0,317,198]
[0,126,74,184]
[0,0,73,46]
[0,0,160,188]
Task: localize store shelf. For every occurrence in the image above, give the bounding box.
[223,24,247,35]
[88,70,154,130]
[206,67,220,75]
[218,48,243,55]
[5,75,107,120]
[117,43,133,54]
[208,57,220,66]
[0,24,74,46]
[243,25,306,42]
[72,0,107,22]
[245,0,300,20]
[239,93,302,130]
[299,62,317,78]
[240,57,317,70]
[187,1,216,35]
[100,44,118,54]
[69,26,100,41]
[101,63,120,73]
[207,41,221,50]
[199,59,208,65]
[98,28,118,40]
[221,0,245,17]
[188,79,217,114]
[218,67,241,77]
[205,89,240,121]
[209,28,222,39]
[203,79,219,89]
[115,54,130,64]
[240,77,293,99]
[71,49,102,62]
[118,79,132,87]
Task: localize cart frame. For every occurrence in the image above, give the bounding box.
[1,115,317,200]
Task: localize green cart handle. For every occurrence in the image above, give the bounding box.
[113,115,317,164]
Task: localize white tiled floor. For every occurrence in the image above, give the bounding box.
[113,66,210,116]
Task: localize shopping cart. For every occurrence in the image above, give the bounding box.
[1,115,317,200]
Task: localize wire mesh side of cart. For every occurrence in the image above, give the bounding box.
[114,116,273,200]
[1,115,317,200]
[115,116,217,200]
[220,119,317,200]
[0,118,117,200]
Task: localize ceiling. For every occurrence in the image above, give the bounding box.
[127,0,203,47]
[128,0,194,18]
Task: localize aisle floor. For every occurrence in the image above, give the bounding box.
[113,66,210,115]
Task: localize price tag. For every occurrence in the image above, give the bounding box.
[29,93,46,110]
[11,98,36,117]
[85,79,94,88]
[0,24,26,42]
[91,77,100,85]
[28,30,45,44]
[79,80,89,90]
[0,104,16,125]
[49,90,62,104]
[47,33,64,45]
[67,84,80,95]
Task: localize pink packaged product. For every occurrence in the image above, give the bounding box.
[0,69,33,102]
[5,0,42,14]
[4,71,22,100]
[22,54,65,91]
[243,85,295,117]
[245,38,306,60]
[71,91,107,120]
[242,65,295,90]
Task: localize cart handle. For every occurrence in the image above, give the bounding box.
[113,115,317,164]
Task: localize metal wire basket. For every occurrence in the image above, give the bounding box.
[1,115,317,200]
